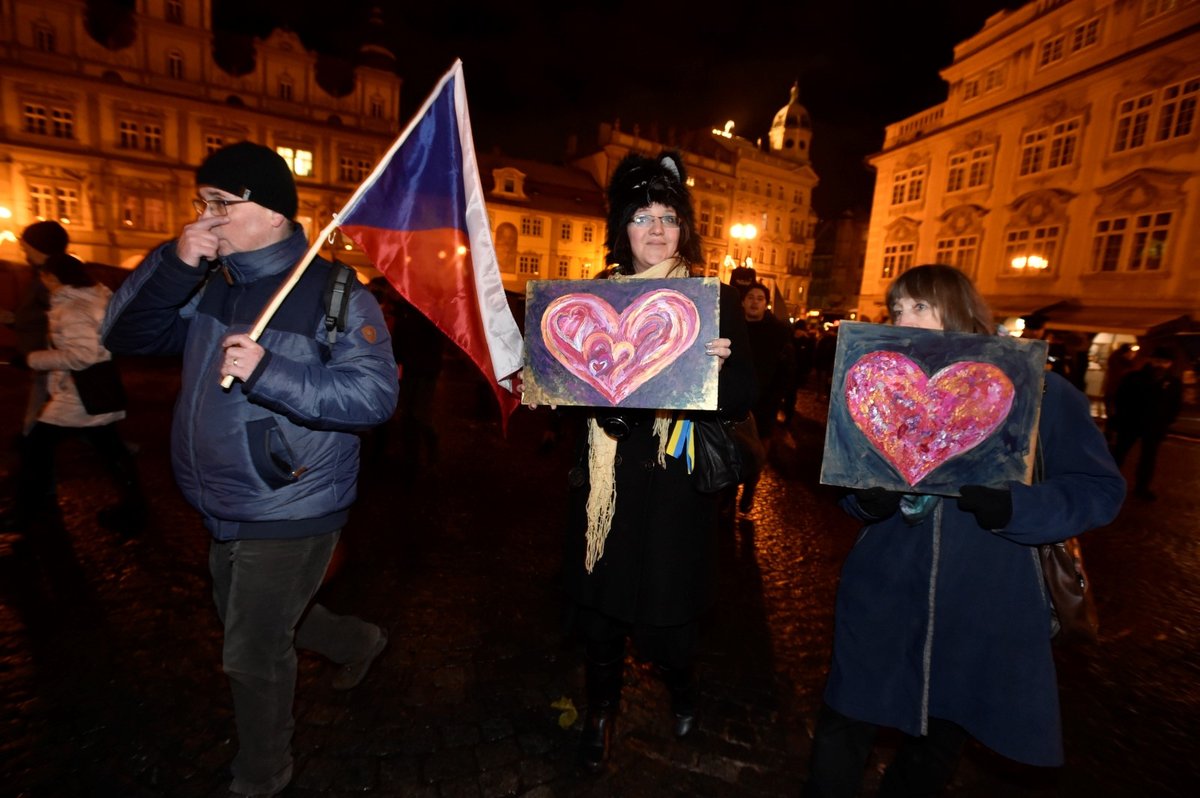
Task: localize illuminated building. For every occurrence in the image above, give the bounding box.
[0,0,401,269]
[568,84,820,318]
[859,0,1198,349]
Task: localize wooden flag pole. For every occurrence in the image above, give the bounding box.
[219,216,340,389]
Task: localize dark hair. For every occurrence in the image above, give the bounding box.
[604,151,700,273]
[886,264,993,334]
[43,254,96,288]
[744,282,769,300]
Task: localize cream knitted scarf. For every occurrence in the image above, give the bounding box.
[584,257,690,573]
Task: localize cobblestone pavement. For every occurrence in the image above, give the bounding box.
[1,357,1197,797]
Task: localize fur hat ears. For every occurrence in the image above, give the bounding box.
[604,150,696,266]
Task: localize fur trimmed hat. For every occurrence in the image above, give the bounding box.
[604,150,700,271]
[196,141,298,219]
[21,221,69,257]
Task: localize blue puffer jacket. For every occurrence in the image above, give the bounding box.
[102,227,399,540]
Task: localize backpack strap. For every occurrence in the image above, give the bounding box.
[323,261,355,344]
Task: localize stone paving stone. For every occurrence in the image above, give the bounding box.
[477,763,520,797]
[422,745,479,783]
[474,737,521,771]
[437,773,483,798]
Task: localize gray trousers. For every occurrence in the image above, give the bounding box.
[209,531,377,795]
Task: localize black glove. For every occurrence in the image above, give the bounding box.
[8,352,27,370]
[854,487,903,519]
[957,485,1012,530]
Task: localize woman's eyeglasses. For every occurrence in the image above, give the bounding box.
[629,214,680,229]
[192,197,252,216]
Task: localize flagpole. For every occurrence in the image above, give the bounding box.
[218,61,465,389]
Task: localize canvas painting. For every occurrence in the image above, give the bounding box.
[521,277,720,410]
[820,321,1049,496]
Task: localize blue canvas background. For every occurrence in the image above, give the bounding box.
[819,321,1049,496]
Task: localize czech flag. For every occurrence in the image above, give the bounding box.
[339,60,524,427]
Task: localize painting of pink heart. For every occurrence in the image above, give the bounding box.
[819,322,1046,495]
[522,278,720,410]
[845,351,1015,485]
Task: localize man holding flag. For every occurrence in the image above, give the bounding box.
[102,142,398,798]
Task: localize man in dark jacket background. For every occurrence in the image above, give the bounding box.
[1110,346,1182,501]
[102,142,399,798]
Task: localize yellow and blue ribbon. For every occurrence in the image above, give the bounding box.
[667,417,695,473]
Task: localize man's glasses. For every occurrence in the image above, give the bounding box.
[629,213,680,229]
[192,197,252,216]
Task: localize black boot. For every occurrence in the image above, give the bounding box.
[579,652,623,773]
[660,664,697,738]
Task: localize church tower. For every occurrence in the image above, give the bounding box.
[768,82,812,164]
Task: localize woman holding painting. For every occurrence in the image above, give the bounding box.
[803,264,1124,796]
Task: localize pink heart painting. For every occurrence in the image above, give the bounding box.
[540,289,701,405]
[845,351,1016,486]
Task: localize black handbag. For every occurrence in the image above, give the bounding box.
[692,416,744,494]
[72,359,127,415]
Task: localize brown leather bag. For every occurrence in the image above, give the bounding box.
[1039,537,1098,643]
[1032,431,1099,644]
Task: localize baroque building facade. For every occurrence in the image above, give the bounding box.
[0,0,402,269]
[564,86,820,318]
[859,0,1199,346]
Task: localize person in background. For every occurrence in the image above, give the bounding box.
[1101,342,1137,441]
[392,295,446,474]
[739,281,793,512]
[812,321,839,401]
[804,264,1124,797]
[1110,346,1182,501]
[562,151,755,773]
[790,319,815,398]
[1,224,144,537]
[101,141,398,798]
[5,222,56,435]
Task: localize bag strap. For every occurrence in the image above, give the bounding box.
[322,261,355,344]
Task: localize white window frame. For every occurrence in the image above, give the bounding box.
[559,221,572,242]
[1114,78,1198,152]
[167,51,184,80]
[520,216,543,237]
[557,257,569,278]
[881,242,915,279]
[518,254,541,276]
[29,181,80,223]
[582,224,594,243]
[276,146,313,178]
[1003,226,1061,275]
[1091,212,1173,273]
[891,167,925,205]
[935,235,979,276]
[33,22,56,52]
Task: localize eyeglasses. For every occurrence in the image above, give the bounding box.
[192,197,252,216]
[629,213,680,229]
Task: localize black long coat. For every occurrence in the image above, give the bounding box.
[563,283,756,627]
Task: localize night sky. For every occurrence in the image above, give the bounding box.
[212,0,1024,217]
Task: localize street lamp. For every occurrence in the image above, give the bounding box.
[729,222,757,264]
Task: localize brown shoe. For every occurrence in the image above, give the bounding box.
[332,626,388,691]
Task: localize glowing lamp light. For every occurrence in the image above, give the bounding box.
[1011,254,1048,270]
[0,206,13,219]
[59,217,71,225]
[712,120,736,138]
[343,244,352,250]
[730,223,757,240]
[0,231,17,244]
[456,245,467,256]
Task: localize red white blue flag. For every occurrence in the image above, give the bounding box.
[338,60,524,425]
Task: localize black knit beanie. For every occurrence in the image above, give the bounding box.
[196,141,298,219]
[21,221,69,257]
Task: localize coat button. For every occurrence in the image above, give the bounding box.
[614,454,622,466]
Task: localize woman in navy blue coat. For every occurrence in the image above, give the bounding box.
[804,265,1125,797]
